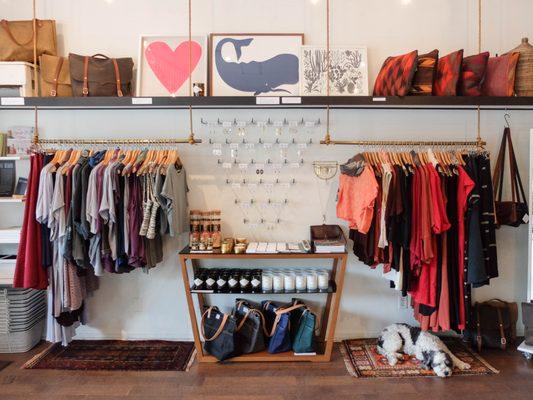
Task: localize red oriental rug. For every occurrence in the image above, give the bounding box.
[22,340,196,371]
[341,337,499,378]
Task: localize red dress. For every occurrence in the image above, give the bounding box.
[13,154,47,290]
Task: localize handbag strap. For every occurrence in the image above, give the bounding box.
[496,307,507,350]
[0,19,37,47]
[507,131,528,207]
[235,308,270,337]
[267,303,306,338]
[476,304,482,352]
[112,58,123,97]
[50,57,63,97]
[82,56,89,96]
[493,128,508,203]
[200,307,229,342]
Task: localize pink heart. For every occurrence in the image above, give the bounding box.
[145,41,202,94]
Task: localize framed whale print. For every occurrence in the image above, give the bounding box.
[209,33,304,96]
[136,35,208,96]
[300,46,369,96]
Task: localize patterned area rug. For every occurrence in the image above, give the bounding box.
[341,337,499,378]
[22,340,196,371]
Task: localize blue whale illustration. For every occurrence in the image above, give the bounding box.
[215,38,299,95]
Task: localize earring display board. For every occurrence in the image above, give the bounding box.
[179,248,347,362]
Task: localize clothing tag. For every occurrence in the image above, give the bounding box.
[132,97,152,105]
[1,97,24,106]
[256,97,280,105]
[523,214,529,223]
[222,162,232,169]
[238,163,248,170]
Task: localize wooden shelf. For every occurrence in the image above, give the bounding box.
[179,247,347,363]
[2,95,533,110]
[191,280,336,295]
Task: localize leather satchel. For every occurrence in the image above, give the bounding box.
[201,306,237,361]
[522,302,533,346]
[0,19,57,62]
[68,53,133,97]
[492,127,529,227]
[39,54,72,97]
[468,299,518,352]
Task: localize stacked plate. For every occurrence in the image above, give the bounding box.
[0,288,45,353]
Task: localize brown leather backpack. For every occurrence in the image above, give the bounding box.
[68,53,133,97]
[39,54,72,97]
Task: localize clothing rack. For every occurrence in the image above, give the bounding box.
[318,139,486,147]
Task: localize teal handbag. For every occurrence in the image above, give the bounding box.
[292,308,317,354]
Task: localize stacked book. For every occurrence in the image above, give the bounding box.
[310,225,346,253]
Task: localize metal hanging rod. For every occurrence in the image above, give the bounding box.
[37,138,202,146]
[319,139,486,147]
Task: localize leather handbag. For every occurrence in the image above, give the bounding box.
[39,54,72,97]
[262,301,305,354]
[290,300,317,354]
[201,306,237,361]
[522,302,533,346]
[68,53,134,97]
[233,299,267,355]
[467,299,518,352]
[492,127,529,227]
[0,19,57,62]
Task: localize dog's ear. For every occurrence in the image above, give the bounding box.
[443,352,453,368]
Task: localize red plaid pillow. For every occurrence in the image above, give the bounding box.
[433,50,464,96]
[373,50,418,96]
[482,53,520,96]
[458,52,490,96]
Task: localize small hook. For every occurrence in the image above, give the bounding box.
[504,113,511,129]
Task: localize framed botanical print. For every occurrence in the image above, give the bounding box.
[209,33,304,96]
[300,46,369,96]
[136,35,207,96]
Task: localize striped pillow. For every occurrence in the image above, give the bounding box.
[410,49,439,95]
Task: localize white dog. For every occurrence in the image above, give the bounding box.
[377,323,471,377]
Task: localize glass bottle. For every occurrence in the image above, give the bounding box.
[212,210,222,249]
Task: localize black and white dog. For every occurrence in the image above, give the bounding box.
[377,323,471,377]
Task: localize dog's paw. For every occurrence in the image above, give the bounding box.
[459,362,471,370]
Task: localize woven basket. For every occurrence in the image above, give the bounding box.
[511,38,533,96]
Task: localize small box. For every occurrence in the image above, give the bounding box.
[0,62,37,97]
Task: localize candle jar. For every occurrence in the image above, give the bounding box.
[295,272,307,293]
[262,271,273,293]
[239,270,251,293]
[306,270,318,293]
[283,271,296,293]
[318,269,330,292]
[216,270,228,293]
[205,269,217,291]
[272,272,284,293]
[228,270,240,293]
[251,269,262,293]
[192,268,205,290]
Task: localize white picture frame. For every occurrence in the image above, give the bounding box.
[299,46,369,96]
[136,35,207,96]
[210,33,304,96]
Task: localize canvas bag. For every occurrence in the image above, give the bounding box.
[39,54,72,97]
[68,53,133,97]
[262,301,305,354]
[201,306,237,361]
[0,19,57,62]
[233,299,267,355]
[289,299,317,354]
[522,302,533,346]
[492,127,529,227]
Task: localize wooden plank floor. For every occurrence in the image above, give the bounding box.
[1,342,532,400]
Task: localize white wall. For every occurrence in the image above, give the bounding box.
[1,0,532,339]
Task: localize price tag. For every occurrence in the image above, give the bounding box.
[222,121,233,128]
[238,163,248,170]
[290,162,301,168]
[222,162,232,169]
[279,142,289,149]
[1,97,24,106]
[297,143,308,149]
[256,97,280,105]
[282,97,302,104]
[230,143,239,149]
[372,97,387,102]
[132,97,152,105]
[231,183,241,189]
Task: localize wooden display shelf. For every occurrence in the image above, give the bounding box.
[179,247,348,363]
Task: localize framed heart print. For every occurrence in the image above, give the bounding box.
[136,35,208,96]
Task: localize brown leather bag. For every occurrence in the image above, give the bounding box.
[469,299,518,352]
[39,54,72,97]
[0,19,57,62]
[492,127,529,227]
[68,53,133,97]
